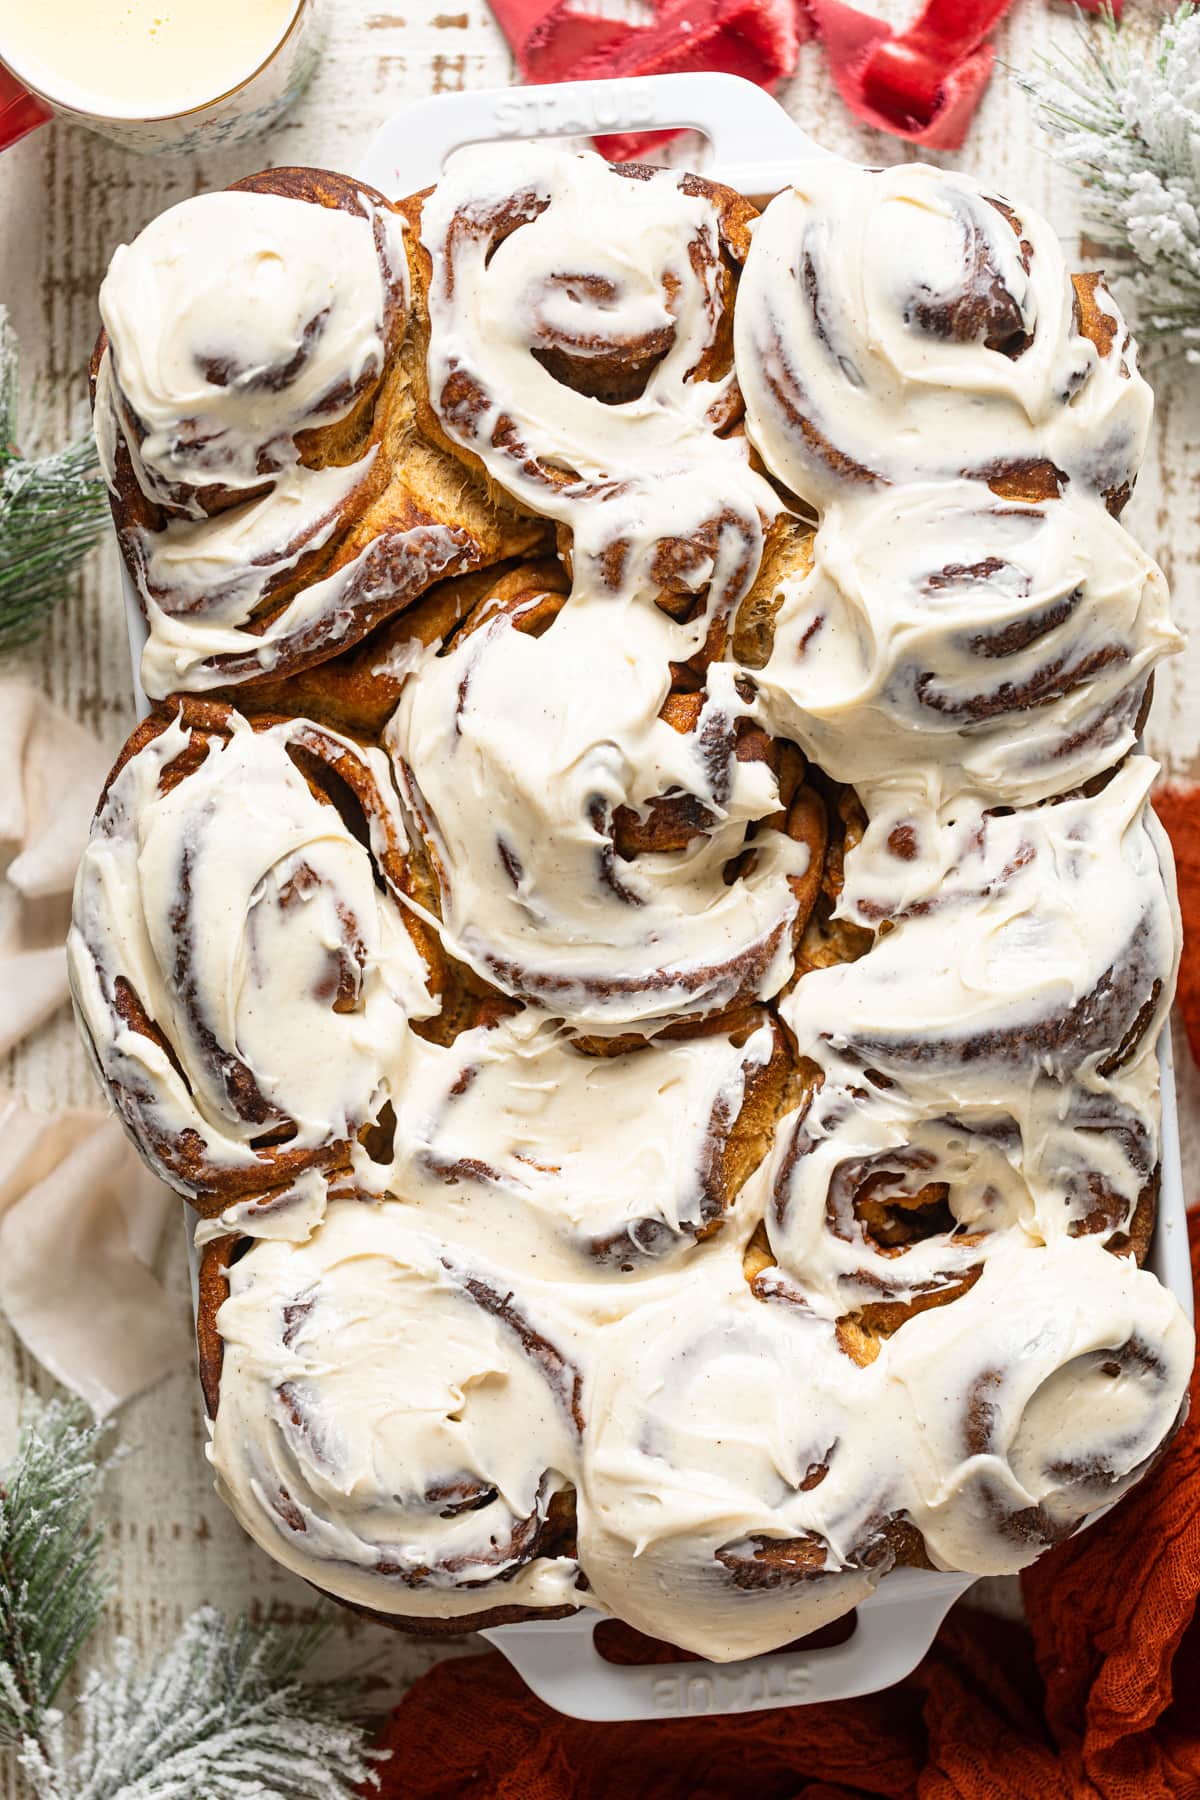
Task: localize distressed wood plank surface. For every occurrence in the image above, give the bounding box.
[0,3,1197,1785]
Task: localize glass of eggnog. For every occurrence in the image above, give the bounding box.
[0,0,323,154]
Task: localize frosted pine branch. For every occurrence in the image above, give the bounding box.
[17,1611,381,1800]
[0,305,108,649]
[0,1400,113,1747]
[0,1402,383,1797]
[1019,4,1200,357]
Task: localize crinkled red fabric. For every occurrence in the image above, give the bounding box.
[487,0,805,161]
[368,1215,1200,1800]
[804,0,1012,149]
[483,0,1042,158]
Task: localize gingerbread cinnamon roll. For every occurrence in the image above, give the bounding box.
[735,163,1151,514]
[67,699,438,1215]
[69,144,1193,1661]
[759,759,1176,1331]
[94,169,542,698]
[386,566,827,1031]
[577,1269,911,1660]
[377,1005,790,1285]
[891,1239,1192,1572]
[204,1200,582,1623]
[410,144,778,642]
[748,482,1178,807]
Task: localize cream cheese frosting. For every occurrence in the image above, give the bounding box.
[375,1005,781,1288]
[69,141,1195,1665]
[735,163,1152,511]
[69,709,436,1205]
[97,189,399,501]
[419,145,779,631]
[760,756,1176,1320]
[210,1201,582,1618]
[750,481,1180,806]
[93,184,463,696]
[386,587,813,1028]
[209,1199,1192,1658]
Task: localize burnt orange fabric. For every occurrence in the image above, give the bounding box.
[1155,787,1200,1065]
[370,1219,1200,1800]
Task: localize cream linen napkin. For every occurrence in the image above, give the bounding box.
[0,680,190,1412]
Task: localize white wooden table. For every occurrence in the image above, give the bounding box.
[1,0,1197,1774]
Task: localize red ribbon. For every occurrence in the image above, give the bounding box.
[809,0,1014,149]
[490,0,806,160]
[485,0,1122,160]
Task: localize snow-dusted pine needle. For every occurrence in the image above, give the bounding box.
[0,1401,383,1798]
[0,306,107,648]
[1019,3,1200,357]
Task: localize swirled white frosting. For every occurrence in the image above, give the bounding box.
[759,757,1177,1317]
[752,482,1179,806]
[890,1238,1193,1573]
[93,187,458,697]
[420,144,779,627]
[98,189,398,499]
[378,1005,779,1290]
[68,711,435,1200]
[210,1201,581,1618]
[386,591,812,1028]
[735,163,1152,509]
[209,1198,1192,1658]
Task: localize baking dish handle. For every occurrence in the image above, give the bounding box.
[481,1574,975,1722]
[358,72,831,199]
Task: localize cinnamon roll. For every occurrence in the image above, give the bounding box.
[735,163,1151,514]
[203,1200,582,1623]
[747,483,1179,807]
[375,1005,790,1284]
[890,1239,1193,1573]
[67,700,437,1214]
[758,760,1176,1332]
[577,1269,910,1660]
[410,145,779,642]
[94,169,544,698]
[387,565,827,1030]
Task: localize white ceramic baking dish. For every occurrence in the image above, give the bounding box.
[117,70,1194,1722]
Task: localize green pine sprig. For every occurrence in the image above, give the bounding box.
[0,1400,114,1748]
[18,1613,381,1800]
[0,1400,383,1799]
[1018,4,1200,355]
[0,306,109,651]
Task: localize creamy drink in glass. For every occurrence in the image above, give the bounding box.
[0,0,323,153]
